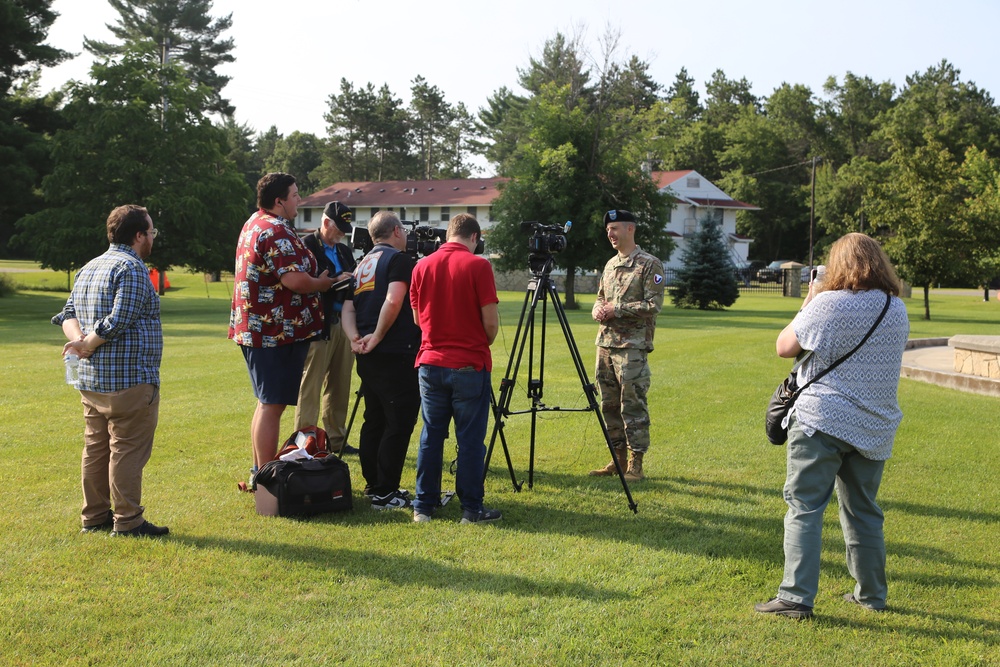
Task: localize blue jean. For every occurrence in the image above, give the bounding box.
[778,416,887,609]
[413,365,491,515]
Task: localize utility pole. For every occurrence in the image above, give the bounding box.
[808,156,820,268]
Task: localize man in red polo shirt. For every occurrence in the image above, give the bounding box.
[409,213,501,524]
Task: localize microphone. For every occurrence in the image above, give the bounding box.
[563,220,573,234]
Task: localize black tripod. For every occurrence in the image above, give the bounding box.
[485,254,637,513]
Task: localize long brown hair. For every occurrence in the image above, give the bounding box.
[819,233,901,295]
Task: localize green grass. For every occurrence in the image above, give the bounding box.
[0,270,997,666]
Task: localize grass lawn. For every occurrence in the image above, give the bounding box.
[0,268,997,666]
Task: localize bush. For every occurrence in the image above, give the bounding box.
[0,273,17,297]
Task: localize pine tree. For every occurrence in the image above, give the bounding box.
[671,215,740,310]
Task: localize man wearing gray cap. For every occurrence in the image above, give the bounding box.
[294,201,359,454]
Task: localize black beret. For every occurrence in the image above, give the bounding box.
[603,209,635,225]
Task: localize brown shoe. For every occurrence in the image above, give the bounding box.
[624,451,645,482]
[589,447,627,476]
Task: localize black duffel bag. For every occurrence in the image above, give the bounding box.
[253,455,353,517]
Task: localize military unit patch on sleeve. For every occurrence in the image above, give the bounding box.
[654,274,664,284]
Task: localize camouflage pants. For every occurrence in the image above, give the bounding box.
[595,347,651,453]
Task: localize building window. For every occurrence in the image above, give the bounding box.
[419,207,429,222]
[467,206,477,217]
[399,207,406,220]
[686,177,700,188]
[303,209,312,223]
[705,208,723,225]
[370,207,379,217]
[440,206,450,222]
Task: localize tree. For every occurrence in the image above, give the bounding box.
[84,0,235,115]
[13,46,250,286]
[863,61,1000,318]
[0,0,68,256]
[670,215,740,310]
[219,117,261,213]
[717,108,810,261]
[665,67,702,123]
[703,69,760,126]
[264,131,323,195]
[485,33,673,308]
[316,79,411,183]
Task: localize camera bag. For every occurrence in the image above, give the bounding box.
[253,428,353,517]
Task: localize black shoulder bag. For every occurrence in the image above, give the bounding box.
[765,292,892,445]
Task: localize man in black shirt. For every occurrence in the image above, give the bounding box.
[341,211,421,509]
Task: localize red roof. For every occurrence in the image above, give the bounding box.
[652,170,693,189]
[300,178,507,208]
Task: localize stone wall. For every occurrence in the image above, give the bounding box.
[950,335,1000,379]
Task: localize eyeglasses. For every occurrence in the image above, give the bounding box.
[146,228,159,238]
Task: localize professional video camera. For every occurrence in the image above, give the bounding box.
[520,221,568,255]
[520,220,570,275]
[350,226,373,255]
[403,222,448,257]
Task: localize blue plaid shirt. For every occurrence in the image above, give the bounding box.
[52,244,162,392]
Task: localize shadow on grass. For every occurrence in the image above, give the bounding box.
[170,533,631,603]
[807,607,1000,647]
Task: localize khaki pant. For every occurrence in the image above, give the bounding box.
[294,323,354,449]
[80,383,159,531]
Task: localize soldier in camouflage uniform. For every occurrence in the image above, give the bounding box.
[589,209,665,482]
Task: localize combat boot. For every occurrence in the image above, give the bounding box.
[624,451,645,482]
[589,447,628,476]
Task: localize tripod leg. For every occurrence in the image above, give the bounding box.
[341,387,363,460]
[485,384,522,491]
[547,281,638,514]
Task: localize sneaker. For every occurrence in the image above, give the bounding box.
[413,511,432,523]
[371,490,412,510]
[843,593,886,612]
[111,520,169,538]
[754,597,813,619]
[365,487,410,499]
[81,510,114,534]
[460,508,502,524]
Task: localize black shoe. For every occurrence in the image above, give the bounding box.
[111,520,169,537]
[460,508,502,524]
[754,597,813,619]
[81,510,114,534]
[371,490,412,510]
[332,443,359,455]
[843,593,886,612]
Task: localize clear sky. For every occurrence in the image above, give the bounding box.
[38,0,1000,167]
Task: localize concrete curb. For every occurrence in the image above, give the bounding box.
[901,338,1000,398]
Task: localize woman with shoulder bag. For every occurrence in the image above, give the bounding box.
[755,233,910,619]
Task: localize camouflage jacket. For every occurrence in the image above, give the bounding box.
[594,245,664,350]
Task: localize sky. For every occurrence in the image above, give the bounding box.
[37,0,1000,175]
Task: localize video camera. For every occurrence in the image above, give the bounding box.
[520,221,568,256]
[351,220,486,258]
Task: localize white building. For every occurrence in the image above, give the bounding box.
[653,170,759,269]
[296,172,759,270]
[296,178,506,232]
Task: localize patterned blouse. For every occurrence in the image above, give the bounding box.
[791,289,910,460]
[228,210,324,348]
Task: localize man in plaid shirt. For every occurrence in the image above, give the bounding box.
[54,204,168,537]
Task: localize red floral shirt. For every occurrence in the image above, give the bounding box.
[228,210,324,348]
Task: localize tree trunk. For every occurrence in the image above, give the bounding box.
[158,267,166,296]
[563,268,578,310]
[922,284,931,320]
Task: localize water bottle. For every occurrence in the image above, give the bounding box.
[64,353,80,385]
